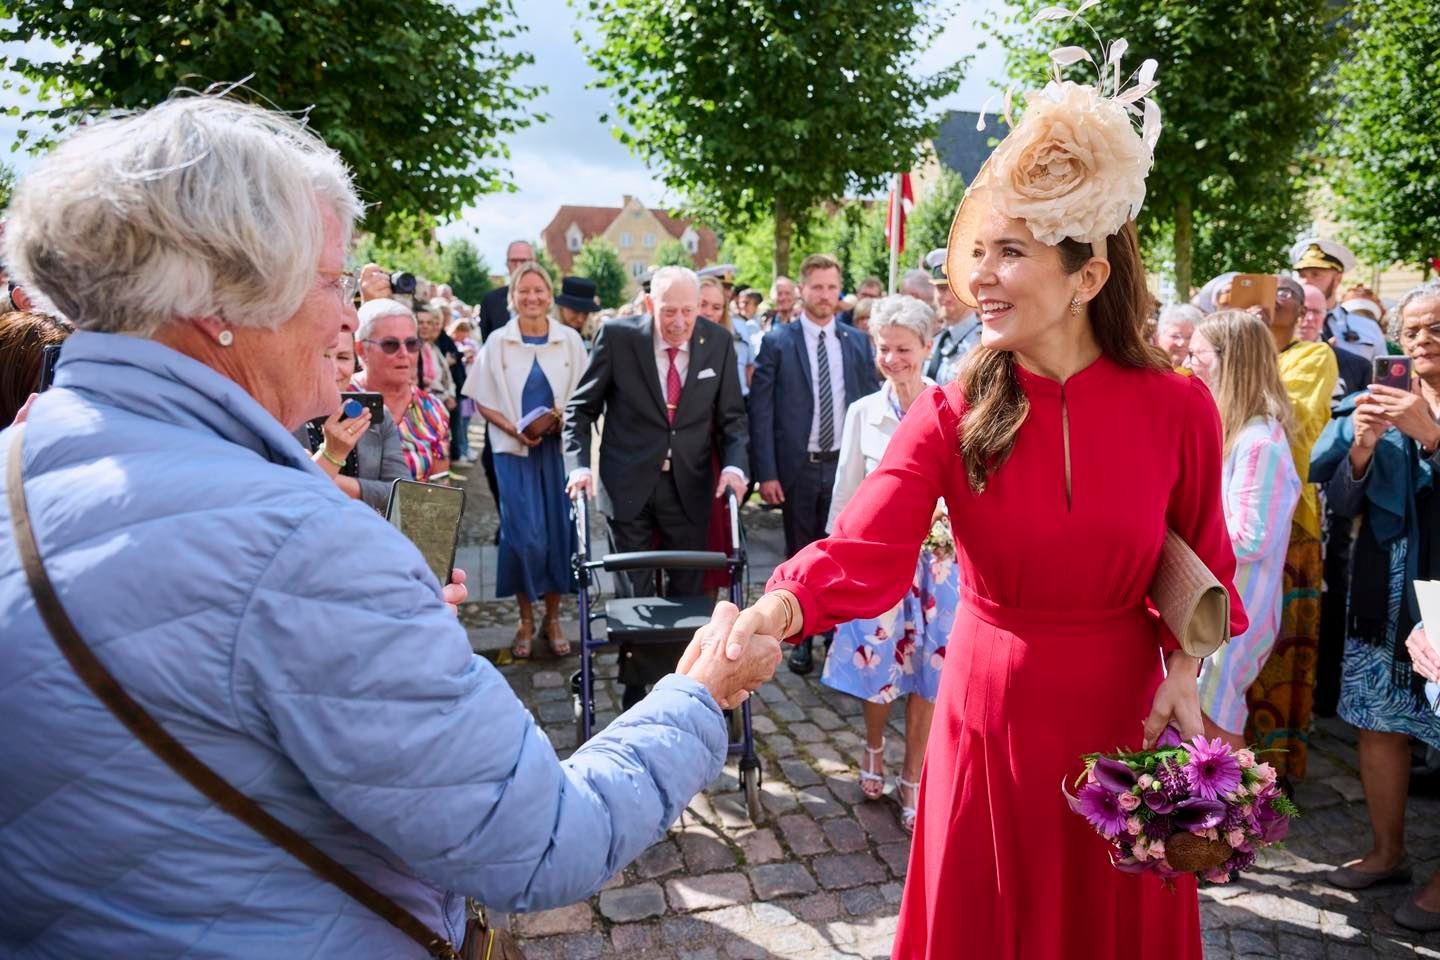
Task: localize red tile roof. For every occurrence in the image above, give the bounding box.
[540,202,718,273]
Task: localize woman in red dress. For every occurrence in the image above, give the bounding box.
[708,47,1247,959]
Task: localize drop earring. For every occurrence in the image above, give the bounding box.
[217,329,235,347]
[1069,297,1082,317]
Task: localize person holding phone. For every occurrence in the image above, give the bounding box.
[467,261,587,659]
[1311,279,1440,930]
[0,309,71,426]
[295,325,409,512]
[352,298,451,482]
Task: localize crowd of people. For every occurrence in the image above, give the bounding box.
[0,67,1437,958]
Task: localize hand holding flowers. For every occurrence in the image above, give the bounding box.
[1064,730,1298,884]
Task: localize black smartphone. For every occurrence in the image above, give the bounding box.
[1373,355,1413,391]
[37,343,62,392]
[341,390,384,423]
[386,479,466,586]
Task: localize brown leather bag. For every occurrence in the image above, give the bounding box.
[5,424,525,960]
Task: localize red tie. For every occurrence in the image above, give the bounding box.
[665,346,682,423]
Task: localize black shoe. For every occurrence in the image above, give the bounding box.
[788,638,814,675]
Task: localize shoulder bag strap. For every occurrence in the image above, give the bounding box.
[5,424,466,960]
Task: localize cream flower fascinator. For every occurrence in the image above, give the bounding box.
[946,1,1162,308]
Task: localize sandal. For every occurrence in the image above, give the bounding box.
[544,615,571,657]
[895,775,920,834]
[512,619,534,660]
[859,740,885,801]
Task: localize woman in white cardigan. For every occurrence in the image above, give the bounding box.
[465,262,587,658]
[823,295,960,833]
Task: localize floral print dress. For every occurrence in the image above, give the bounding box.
[820,383,959,704]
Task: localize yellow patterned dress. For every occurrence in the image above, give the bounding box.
[1244,340,1337,778]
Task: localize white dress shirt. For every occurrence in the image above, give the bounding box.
[799,312,846,453]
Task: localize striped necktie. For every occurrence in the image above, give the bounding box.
[816,330,834,451]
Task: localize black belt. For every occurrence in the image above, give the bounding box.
[806,451,839,464]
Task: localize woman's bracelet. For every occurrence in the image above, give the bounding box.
[317,446,346,468]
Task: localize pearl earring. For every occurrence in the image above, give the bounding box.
[217,329,235,347]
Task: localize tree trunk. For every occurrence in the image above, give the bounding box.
[773,200,792,279]
[1174,188,1193,301]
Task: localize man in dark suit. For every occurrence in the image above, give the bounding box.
[475,240,536,529]
[565,266,749,706]
[750,253,880,674]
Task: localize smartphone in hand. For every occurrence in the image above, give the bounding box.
[386,479,466,586]
[341,391,384,423]
[37,343,62,392]
[1373,355,1413,391]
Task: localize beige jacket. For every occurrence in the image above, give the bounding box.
[464,318,587,457]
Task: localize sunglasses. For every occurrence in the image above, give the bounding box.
[362,336,421,355]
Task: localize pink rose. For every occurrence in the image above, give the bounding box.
[1125,816,1144,836]
[1226,829,1246,848]
[1236,749,1256,769]
[1149,839,1165,860]
[1137,774,1154,790]
[1254,762,1278,785]
[1118,792,1141,812]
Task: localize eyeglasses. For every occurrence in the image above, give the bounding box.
[1275,288,1301,303]
[1399,323,1440,346]
[320,270,359,302]
[362,336,421,355]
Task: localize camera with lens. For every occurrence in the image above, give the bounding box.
[389,271,417,297]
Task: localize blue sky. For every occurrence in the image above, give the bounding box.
[0,0,1011,270]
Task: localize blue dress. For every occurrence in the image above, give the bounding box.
[493,337,576,598]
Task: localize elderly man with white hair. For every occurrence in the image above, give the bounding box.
[565,265,751,707]
[1157,302,1203,368]
[0,96,780,957]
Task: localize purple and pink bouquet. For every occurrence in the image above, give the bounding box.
[1063,728,1298,884]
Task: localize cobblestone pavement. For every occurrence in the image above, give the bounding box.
[454,452,1440,959]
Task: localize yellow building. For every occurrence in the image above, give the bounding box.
[541,196,718,295]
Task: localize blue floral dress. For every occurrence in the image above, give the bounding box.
[821,389,959,704]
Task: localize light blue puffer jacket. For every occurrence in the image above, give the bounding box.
[0,332,727,958]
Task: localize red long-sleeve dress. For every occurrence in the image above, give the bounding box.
[768,357,1247,959]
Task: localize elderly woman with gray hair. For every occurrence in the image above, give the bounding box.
[0,96,780,957]
[1315,278,1440,931]
[821,294,958,833]
[1157,302,1203,368]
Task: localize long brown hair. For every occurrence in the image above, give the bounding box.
[1196,310,1297,456]
[957,221,1168,492]
[1,310,72,425]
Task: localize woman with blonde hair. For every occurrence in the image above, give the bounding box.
[466,261,587,658]
[1187,310,1302,749]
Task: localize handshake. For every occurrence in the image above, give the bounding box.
[676,602,783,710]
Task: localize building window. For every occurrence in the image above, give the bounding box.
[643,233,655,248]
[631,261,647,278]
[567,234,581,252]
[620,232,633,248]
[681,226,699,254]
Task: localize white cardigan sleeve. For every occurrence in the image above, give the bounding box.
[826,399,869,533]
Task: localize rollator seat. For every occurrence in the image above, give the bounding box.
[603,596,714,644]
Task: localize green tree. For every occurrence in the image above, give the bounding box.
[653,237,694,268]
[1,0,541,240]
[530,242,562,287]
[907,168,968,271]
[718,201,889,294]
[442,238,494,304]
[0,159,14,210]
[1321,0,1440,271]
[572,238,627,308]
[350,221,447,281]
[577,0,967,277]
[997,0,1341,295]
